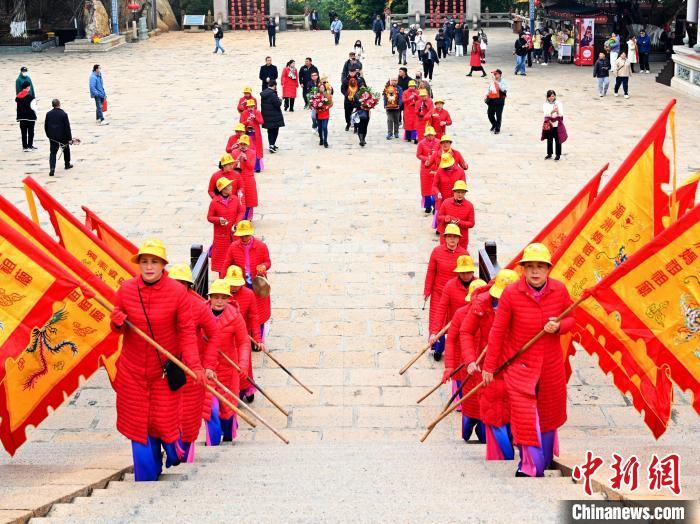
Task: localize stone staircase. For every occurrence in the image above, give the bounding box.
[30,441,604,523]
[655,59,675,86]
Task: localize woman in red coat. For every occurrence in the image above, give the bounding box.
[416,126,439,214]
[424,224,467,361]
[208,153,245,201]
[225,122,257,159]
[110,240,205,481]
[413,89,434,142]
[432,255,476,339]
[430,99,452,139]
[437,180,474,249]
[230,135,258,221]
[240,98,265,172]
[461,269,519,460]
[203,279,251,445]
[208,177,244,273]
[280,59,299,111]
[220,220,272,338]
[168,264,219,463]
[467,35,486,76]
[483,244,574,477]
[401,80,418,142]
[237,87,258,113]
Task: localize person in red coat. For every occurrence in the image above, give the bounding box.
[208,177,244,274]
[230,135,258,221]
[237,86,258,113]
[220,220,272,339]
[432,255,477,339]
[224,264,262,402]
[240,98,264,172]
[168,264,219,463]
[203,279,251,445]
[430,99,452,138]
[280,59,300,111]
[467,35,487,77]
[413,88,434,142]
[401,80,418,142]
[437,180,474,249]
[483,244,574,477]
[424,224,467,361]
[461,269,519,459]
[432,155,466,226]
[225,123,257,159]
[109,240,205,481]
[416,126,439,214]
[208,153,245,202]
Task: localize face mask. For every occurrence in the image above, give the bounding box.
[21,72,27,77]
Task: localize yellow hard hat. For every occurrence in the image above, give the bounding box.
[216,176,233,192]
[519,243,552,266]
[440,134,453,143]
[168,263,193,284]
[466,279,487,302]
[418,88,428,96]
[444,223,461,237]
[224,264,246,286]
[220,153,234,166]
[238,134,250,145]
[454,255,476,273]
[131,238,168,264]
[424,126,436,136]
[408,80,417,87]
[234,220,254,237]
[490,269,519,299]
[234,123,246,132]
[439,153,455,169]
[452,180,468,192]
[434,98,445,104]
[243,86,252,94]
[246,99,256,107]
[209,278,232,297]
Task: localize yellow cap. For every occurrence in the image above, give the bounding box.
[246,99,256,107]
[424,126,436,136]
[234,123,246,132]
[408,80,417,87]
[168,263,193,284]
[440,134,453,143]
[209,278,232,297]
[434,98,445,104]
[452,180,468,192]
[224,264,246,286]
[444,223,461,237]
[220,153,234,166]
[238,134,250,145]
[234,220,254,237]
[454,255,476,273]
[216,176,233,192]
[490,269,519,299]
[519,243,552,266]
[243,86,252,94]
[418,88,428,96]
[466,279,487,301]
[131,239,168,264]
[439,153,455,169]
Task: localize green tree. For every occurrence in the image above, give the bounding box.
[347,0,385,27]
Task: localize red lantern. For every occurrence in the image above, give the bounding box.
[534,0,540,7]
[127,2,140,10]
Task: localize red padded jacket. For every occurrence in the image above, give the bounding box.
[220,237,272,323]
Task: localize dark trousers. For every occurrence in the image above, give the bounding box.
[49,140,70,170]
[486,99,504,132]
[639,52,650,71]
[411,41,417,55]
[468,66,486,75]
[423,61,434,80]
[334,32,340,45]
[311,20,318,30]
[545,127,561,157]
[374,31,381,45]
[302,88,310,107]
[437,46,447,59]
[343,99,354,126]
[283,97,295,111]
[614,76,629,95]
[267,127,279,146]
[268,33,276,47]
[527,49,532,67]
[317,118,329,142]
[19,120,35,148]
[398,49,407,63]
[357,115,369,136]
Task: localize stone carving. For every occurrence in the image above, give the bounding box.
[84,0,112,40]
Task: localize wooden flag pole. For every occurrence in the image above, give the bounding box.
[438,346,489,413]
[248,336,314,395]
[399,322,451,375]
[416,363,465,404]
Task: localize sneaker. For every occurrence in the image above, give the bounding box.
[65,164,74,170]
[624,94,629,99]
[272,145,279,151]
[269,147,276,153]
[614,93,619,97]
[386,134,392,140]
[494,129,500,134]
[599,93,604,97]
[29,146,38,150]
[394,133,399,138]
[23,148,30,152]
[541,62,548,66]
[49,170,55,177]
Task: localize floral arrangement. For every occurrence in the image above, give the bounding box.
[309,91,332,110]
[357,87,379,111]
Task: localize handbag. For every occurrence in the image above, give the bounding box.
[137,285,186,391]
[102,98,108,112]
[351,111,361,124]
[542,120,552,131]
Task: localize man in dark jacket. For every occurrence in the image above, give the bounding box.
[593,52,611,96]
[260,81,284,153]
[259,57,278,92]
[44,99,73,176]
[394,27,409,65]
[514,34,528,75]
[299,57,319,108]
[373,15,383,46]
[397,67,412,91]
[341,52,363,83]
[340,67,366,132]
[16,80,37,151]
[636,29,651,73]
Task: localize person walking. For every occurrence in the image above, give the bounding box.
[89,64,107,125]
[341,52,363,83]
[239,99,264,170]
[395,27,409,65]
[15,66,35,97]
[267,17,277,47]
[608,32,621,63]
[408,24,418,56]
[313,83,333,147]
[436,29,448,59]
[401,79,418,142]
[414,89,434,142]
[258,56,278,93]
[542,90,567,161]
[373,15,383,45]
[236,86,257,113]
[467,36,486,76]
[416,126,439,213]
[299,57,319,109]
[353,39,365,61]
[436,181,474,248]
[541,29,552,65]
[593,52,611,97]
[16,80,37,152]
[422,42,439,80]
[627,35,638,73]
[524,29,534,67]
[44,99,74,177]
[533,29,543,63]
[230,136,257,219]
[352,86,377,147]
[330,16,343,46]
[306,71,321,129]
[637,29,651,73]
[383,77,403,140]
[280,59,299,111]
[430,98,452,139]
[416,29,427,62]
[260,81,284,153]
[485,69,507,134]
[514,33,528,75]
[390,23,399,54]
[208,177,245,273]
[212,23,225,54]
[454,23,464,56]
[341,67,366,132]
[613,52,631,98]
[310,9,319,31]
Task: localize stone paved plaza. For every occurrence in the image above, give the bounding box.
[0,27,699,521]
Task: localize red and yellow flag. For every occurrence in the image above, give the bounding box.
[0,217,119,455]
[82,206,138,269]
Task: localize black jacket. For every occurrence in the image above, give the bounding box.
[341,76,366,99]
[44,108,72,143]
[423,48,440,64]
[214,26,223,39]
[15,91,37,122]
[341,59,363,82]
[394,33,408,51]
[267,20,276,35]
[397,74,412,91]
[299,64,319,90]
[259,64,279,89]
[593,57,611,77]
[260,88,285,129]
[515,37,528,56]
[372,19,383,32]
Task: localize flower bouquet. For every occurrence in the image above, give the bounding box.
[309,91,332,111]
[357,87,379,111]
